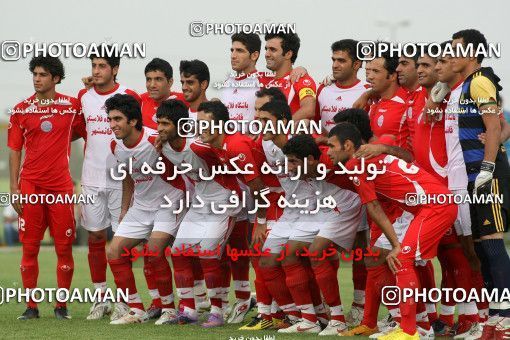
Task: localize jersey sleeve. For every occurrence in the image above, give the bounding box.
[293,75,317,102]
[346,159,378,204]
[227,138,260,183]
[7,110,24,151]
[71,98,87,139]
[470,76,498,108]
[125,89,143,106]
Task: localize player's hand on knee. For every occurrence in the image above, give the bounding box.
[386,245,401,274]
[251,222,267,248]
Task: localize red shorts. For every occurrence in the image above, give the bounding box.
[398,204,457,262]
[18,179,75,245]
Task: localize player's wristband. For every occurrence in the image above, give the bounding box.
[480,160,495,174]
[257,217,267,225]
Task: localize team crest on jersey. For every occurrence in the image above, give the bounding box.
[238,153,246,161]
[40,120,53,132]
[402,246,412,254]
[336,95,342,101]
[302,78,312,86]
[377,115,384,127]
[66,228,73,237]
[351,176,360,186]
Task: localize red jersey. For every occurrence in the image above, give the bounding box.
[405,86,427,144]
[140,91,187,130]
[345,153,451,215]
[369,87,410,151]
[8,93,83,191]
[412,101,448,186]
[259,71,316,116]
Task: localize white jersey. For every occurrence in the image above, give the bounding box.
[78,84,140,189]
[111,127,185,210]
[161,138,240,214]
[317,80,370,132]
[444,82,469,190]
[189,108,197,121]
[220,71,260,124]
[261,138,316,209]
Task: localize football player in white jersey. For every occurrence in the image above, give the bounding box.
[316,39,370,325]
[282,134,363,335]
[76,50,142,321]
[317,39,369,134]
[104,94,185,325]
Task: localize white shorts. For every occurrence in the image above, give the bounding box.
[80,185,121,232]
[114,206,184,240]
[172,208,237,258]
[375,210,414,250]
[451,189,472,236]
[289,195,363,250]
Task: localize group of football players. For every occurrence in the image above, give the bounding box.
[7,28,510,340]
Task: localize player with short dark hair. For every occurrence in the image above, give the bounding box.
[77,49,142,322]
[141,58,187,130]
[451,28,510,339]
[328,122,457,339]
[105,94,185,325]
[180,59,209,120]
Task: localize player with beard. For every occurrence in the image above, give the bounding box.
[260,32,316,121]
[328,122,457,339]
[180,59,209,121]
[315,39,371,326]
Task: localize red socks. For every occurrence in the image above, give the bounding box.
[20,242,40,308]
[87,239,107,289]
[109,257,144,311]
[282,262,317,323]
[312,259,345,322]
[54,243,74,308]
[149,256,175,309]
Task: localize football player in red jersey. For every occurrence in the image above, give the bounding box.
[262,33,317,121]
[417,48,483,338]
[365,47,410,151]
[141,58,187,130]
[9,56,83,320]
[328,122,457,339]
